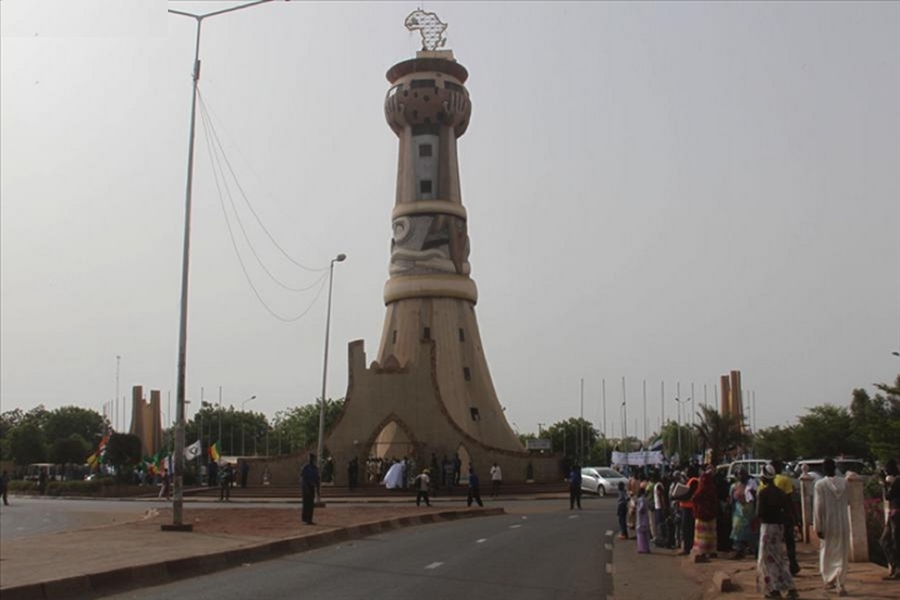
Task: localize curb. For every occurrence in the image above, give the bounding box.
[1,508,503,600]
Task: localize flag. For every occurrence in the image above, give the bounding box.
[209,442,220,462]
[86,433,111,470]
[649,436,664,452]
[184,439,201,461]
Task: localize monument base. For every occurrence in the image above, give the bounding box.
[160,523,194,532]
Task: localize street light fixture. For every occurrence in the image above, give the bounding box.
[674,396,691,461]
[164,0,284,532]
[316,253,347,502]
[241,395,256,457]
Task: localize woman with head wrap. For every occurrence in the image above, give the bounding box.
[692,467,719,559]
[757,465,798,599]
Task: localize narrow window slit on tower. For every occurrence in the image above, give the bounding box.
[470,407,480,421]
[392,330,397,344]
[423,327,431,339]
[458,328,465,342]
[420,180,433,194]
[463,367,471,381]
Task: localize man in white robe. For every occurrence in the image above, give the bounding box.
[813,458,850,595]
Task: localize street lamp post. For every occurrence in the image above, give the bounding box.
[316,253,347,502]
[674,396,691,462]
[241,395,256,456]
[164,0,283,532]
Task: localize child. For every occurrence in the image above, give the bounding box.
[617,481,629,540]
[636,487,651,553]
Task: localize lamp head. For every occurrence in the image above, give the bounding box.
[335,253,347,262]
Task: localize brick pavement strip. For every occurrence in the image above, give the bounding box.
[0,505,503,600]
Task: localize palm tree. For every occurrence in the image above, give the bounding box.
[693,405,750,466]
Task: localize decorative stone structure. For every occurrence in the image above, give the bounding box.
[719,370,745,433]
[322,35,559,485]
[129,385,162,459]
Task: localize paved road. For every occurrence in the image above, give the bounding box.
[104,505,616,600]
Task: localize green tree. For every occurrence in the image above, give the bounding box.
[50,434,91,465]
[546,418,598,465]
[104,433,142,477]
[9,421,47,465]
[659,419,698,460]
[271,398,345,456]
[793,405,864,459]
[693,404,751,466]
[753,425,797,460]
[44,406,106,448]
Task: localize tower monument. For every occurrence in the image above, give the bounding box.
[323,13,558,484]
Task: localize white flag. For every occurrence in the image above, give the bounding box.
[184,440,201,461]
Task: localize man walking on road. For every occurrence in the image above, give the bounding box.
[814,458,850,595]
[301,454,320,525]
[467,467,483,507]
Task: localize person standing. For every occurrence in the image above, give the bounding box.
[490,462,503,498]
[772,460,800,575]
[617,481,630,540]
[652,473,668,548]
[300,454,320,525]
[814,457,850,595]
[692,468,719,559]
[414,468,432,507]
[467,467,483,507]
[730,469,753,559]
[880,458,900,580]
[568,464,582,510]
[636,487,651,553]
[453,454,462,486]
[0,470,9,506]
[38,468,48,496]
[678,466,700,555]
[219,463,233,501]
[756,466,798,599]
[240,460,250,489]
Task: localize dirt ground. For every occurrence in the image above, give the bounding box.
[140,504,457,538]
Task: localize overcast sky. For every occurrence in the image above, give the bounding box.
[2,1,898,442]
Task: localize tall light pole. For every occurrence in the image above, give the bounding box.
[241,395,256,456]
[165,0,283,532]
[675,396,691,461]
[316,253,347,501]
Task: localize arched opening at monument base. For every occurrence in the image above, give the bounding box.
[365,419,417,485]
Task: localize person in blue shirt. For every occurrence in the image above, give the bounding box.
[467,467,483,507]
[617,481,630,539]
[569,464,582,509]
[300,454,320,525]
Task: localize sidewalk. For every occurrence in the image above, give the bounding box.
[614,533,898,600]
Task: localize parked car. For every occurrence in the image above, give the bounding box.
[580,466,628,497]
[791,458,870,481]
[725,459,771,482]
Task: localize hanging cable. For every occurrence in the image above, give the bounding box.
[197,88,328,273]
[198,97,325,293]
[198,101,330,322]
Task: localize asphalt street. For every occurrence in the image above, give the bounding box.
[103,504,616,600]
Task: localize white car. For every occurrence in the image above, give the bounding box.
[580,466,628,497]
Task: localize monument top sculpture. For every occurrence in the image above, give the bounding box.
[405,10,448,51]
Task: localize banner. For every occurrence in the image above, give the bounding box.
[611,450,665,466]
[184,439,201,460]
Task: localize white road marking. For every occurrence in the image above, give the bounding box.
[604,543,612,551]
[568,515,579,519]
[605,530,614,536]
[509,524,522,529]
[425,562,444,570]
[476,538,487,544]
[606,563,614,574]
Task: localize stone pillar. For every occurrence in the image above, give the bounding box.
[799,472,814,544]
[846,472,869,562]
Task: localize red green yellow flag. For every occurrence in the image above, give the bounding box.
[209,442,220,462]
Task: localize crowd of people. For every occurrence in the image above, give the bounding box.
[614,457,900,598]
